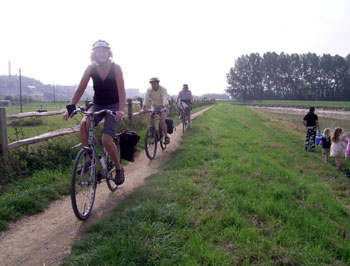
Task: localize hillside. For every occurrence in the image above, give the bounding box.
[0,75,93,101]
[0,75,229,102]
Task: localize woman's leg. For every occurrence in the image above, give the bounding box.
[102,134,122,170]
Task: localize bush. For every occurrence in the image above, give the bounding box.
[0,134,79,191]
[9,117,43,127]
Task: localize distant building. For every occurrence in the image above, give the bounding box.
[8,61,11,76]
[126,88,144,99]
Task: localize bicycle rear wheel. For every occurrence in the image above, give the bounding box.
[159,128,167,150]
[71,149,97,220]
[145,127,157,160]
[182,112,186,133]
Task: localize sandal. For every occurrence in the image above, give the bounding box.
[115,168,125,185]
[165,136,170,144]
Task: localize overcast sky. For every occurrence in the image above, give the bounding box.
[1,0,349,96]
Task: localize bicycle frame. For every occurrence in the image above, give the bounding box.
[149,110,165,138]
[87,112,107,179]
[178,101,190,132]
[144,110,166,160]
[70,107,121,220]
[74,108,117,180]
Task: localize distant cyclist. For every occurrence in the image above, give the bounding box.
[140,77,170,144]
[63,40,126,185]
[176,84,194,129]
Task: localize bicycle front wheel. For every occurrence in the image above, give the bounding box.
[71,149,97,220]
[182,112,186,133]
[106,153,118,192]
[159,129,166,150]
[145,127,157,160]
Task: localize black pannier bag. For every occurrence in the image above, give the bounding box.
[118,130,140,162]
[165,118,174,134]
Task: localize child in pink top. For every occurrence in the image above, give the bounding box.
[345,133,350,161]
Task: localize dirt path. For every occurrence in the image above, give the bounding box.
[0,106,213,266]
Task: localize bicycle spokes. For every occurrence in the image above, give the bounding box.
[71,149,97,220]
[145,127,157,160]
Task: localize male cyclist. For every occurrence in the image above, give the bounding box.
[176,84,193,129]
[63,40,126,185]
[140,77,170,144]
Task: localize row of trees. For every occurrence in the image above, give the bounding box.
[226,52,350,100]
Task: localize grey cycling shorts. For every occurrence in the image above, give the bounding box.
[152,106,169,117]
[88,103,119,137]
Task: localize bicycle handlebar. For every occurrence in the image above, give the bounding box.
[142,109,165,114]
[177,101,190,110]
[70,107,116,118]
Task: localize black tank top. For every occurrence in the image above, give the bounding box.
[90,63,119,106]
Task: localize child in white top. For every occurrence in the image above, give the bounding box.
[330,127,347,170]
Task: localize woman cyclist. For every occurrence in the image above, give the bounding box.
[63,40,126,185]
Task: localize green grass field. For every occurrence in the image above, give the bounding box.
[229,100,350,110]
[4,102,68,115]
[59,104,350,265]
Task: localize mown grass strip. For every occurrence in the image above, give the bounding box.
[61,104,350,265]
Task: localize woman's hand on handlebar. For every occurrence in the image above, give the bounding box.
[63,104,76,120]
[62,111,69,121]
[115,111,124,122]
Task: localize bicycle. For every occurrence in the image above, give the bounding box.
[143,110,167,160]
[178,101,191,133]
[69,107,122,220]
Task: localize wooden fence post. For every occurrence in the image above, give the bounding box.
[127,99,133,124]
[0,108,9,161]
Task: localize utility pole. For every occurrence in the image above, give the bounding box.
[19,68,23,113]
[53,82,56,104]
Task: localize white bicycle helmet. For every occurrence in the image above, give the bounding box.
[149,77,160,83]
[92,40,110,50]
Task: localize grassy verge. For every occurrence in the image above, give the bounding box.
[61,103,350,265]
[0,104,214,231]
[227,100,350,110]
